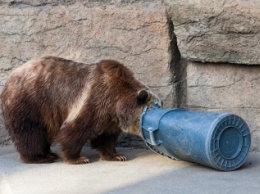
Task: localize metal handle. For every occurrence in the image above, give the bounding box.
[147,127,161,146]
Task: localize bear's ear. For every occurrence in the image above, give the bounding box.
[137,90,149,104]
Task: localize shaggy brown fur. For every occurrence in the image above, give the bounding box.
[1,56,160,164]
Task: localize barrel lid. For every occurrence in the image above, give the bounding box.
[209,114,251,171]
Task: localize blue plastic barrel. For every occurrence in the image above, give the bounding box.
[140,106,251,171]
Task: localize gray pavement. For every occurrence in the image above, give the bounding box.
[0,145,260,194]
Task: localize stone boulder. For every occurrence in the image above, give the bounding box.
[166,0,260,64]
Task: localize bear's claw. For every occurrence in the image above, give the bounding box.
[100,152,127,162]
[116,155,127,161]
[65,156,90,165]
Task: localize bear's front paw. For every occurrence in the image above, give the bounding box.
[101,153,127,162]
[65,156,90,165]
[114,153,127,161]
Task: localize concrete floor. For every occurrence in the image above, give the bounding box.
[0,145,260,194]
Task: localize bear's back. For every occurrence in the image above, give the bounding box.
[2,57,97,132]
[4,56,95,107]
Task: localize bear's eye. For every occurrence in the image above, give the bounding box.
[137,90,149,104]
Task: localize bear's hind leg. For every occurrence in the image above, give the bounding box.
[11,119,56,164]
[20,150,57,164]
[91,133,127,162]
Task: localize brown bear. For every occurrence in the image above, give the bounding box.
[1,56,161,164]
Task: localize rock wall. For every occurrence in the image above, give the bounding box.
[166,0,260,64]
[0,0,260,151]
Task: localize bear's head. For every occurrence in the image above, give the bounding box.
[99,60,162,136]
[115,88,161,136]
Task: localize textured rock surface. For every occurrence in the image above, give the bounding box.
[0,2,171,88]
[166,0,260,64]
[187,62,260,151]
[0,1,173,145]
